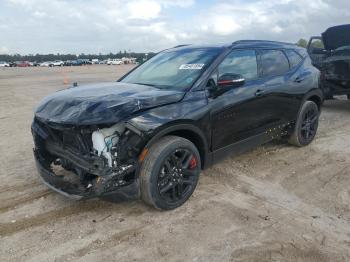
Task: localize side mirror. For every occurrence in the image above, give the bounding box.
[218,73,245,89]
[209,73,245,98]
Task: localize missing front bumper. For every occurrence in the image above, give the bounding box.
[34,149,135,199]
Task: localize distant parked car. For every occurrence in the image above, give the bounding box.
[64,60,73,66]
[107,59,123,65]
[71,59,83,66]
[16,61,31,67]
[0,61,10,67]
[40,61,52,67]
[82,59,92,65]
[71,59,92,66]
[40,60,64,67]
[51,60,64,66]
[91,59,99,64]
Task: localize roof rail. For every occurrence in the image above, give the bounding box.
[232,40,295,46]
[172,44,190,48]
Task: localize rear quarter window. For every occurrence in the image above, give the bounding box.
[260,50,290,77]
[285,49,303,68]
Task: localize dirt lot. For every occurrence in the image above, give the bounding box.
[0,65,350,262]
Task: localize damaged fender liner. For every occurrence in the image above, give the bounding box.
[34,149,136,198]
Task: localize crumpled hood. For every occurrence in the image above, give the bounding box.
[34,82,185,125]
[322,24,350,51]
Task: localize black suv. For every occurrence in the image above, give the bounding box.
[307,24,350,99]
[32,40,322,210]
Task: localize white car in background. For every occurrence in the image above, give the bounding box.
[51,60,64,66]
[40,61,52,67]
[40,60,64,67]
[91,59,99,64]
[0,61,10,67]
[107,59,123,65]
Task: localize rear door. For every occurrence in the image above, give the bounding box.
[257,49,303,127]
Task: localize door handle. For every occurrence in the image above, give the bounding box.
[255,89,265,97]
[294,76,306,83]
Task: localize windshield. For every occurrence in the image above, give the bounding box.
[120,48,221,90]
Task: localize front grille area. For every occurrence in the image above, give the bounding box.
[33,118,93,155]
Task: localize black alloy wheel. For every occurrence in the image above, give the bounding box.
[288,101,319,147]
[157,148,198,203]
[140,136,201,210]
[300,105,318,143]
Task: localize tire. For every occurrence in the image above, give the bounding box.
[140,136,201,210]
[288,101,319,147]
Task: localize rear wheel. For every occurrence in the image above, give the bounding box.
[140,136,201,210]
[288,101,319,147]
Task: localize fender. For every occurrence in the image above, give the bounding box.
[302,88,324,109]
[129,121,211,169]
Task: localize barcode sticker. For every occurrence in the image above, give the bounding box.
[179,64,205,70]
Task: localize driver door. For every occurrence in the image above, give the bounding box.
[209,49,269,151]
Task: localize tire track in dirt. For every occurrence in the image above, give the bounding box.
[0,181,42,195]
[0,190,52,213]
[56,226,146,262]
[0,200,147,237]
[0,201,109,237]
[216,171,350,247]
[230,242,336,262]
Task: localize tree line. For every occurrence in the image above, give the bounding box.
[0,51,155,63]
[0,39,325,62]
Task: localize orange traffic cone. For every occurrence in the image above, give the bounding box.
[63,76,69,85]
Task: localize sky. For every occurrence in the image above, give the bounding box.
[0,0,349,54]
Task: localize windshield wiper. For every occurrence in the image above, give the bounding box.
[134,82,157,87]
[132,82,176,90]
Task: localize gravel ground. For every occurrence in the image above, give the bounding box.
[0,65,349,262]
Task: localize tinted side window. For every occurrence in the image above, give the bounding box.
[285,49,303,68]
[260,50,289,77]
[218,50,258,81]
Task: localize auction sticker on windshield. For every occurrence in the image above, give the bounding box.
[179,64,205,70]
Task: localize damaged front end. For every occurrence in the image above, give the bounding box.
[32,118,145,199]
[322,52,350,94]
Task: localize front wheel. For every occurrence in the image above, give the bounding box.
[288,101,319,147]
[140,136,201,210]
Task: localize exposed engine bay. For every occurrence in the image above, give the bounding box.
[32,118,145,198]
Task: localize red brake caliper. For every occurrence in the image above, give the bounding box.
[189,156,197,170]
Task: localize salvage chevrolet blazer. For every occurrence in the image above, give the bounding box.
[32,40,322,210]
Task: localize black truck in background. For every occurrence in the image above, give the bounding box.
[307,24,350,99]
